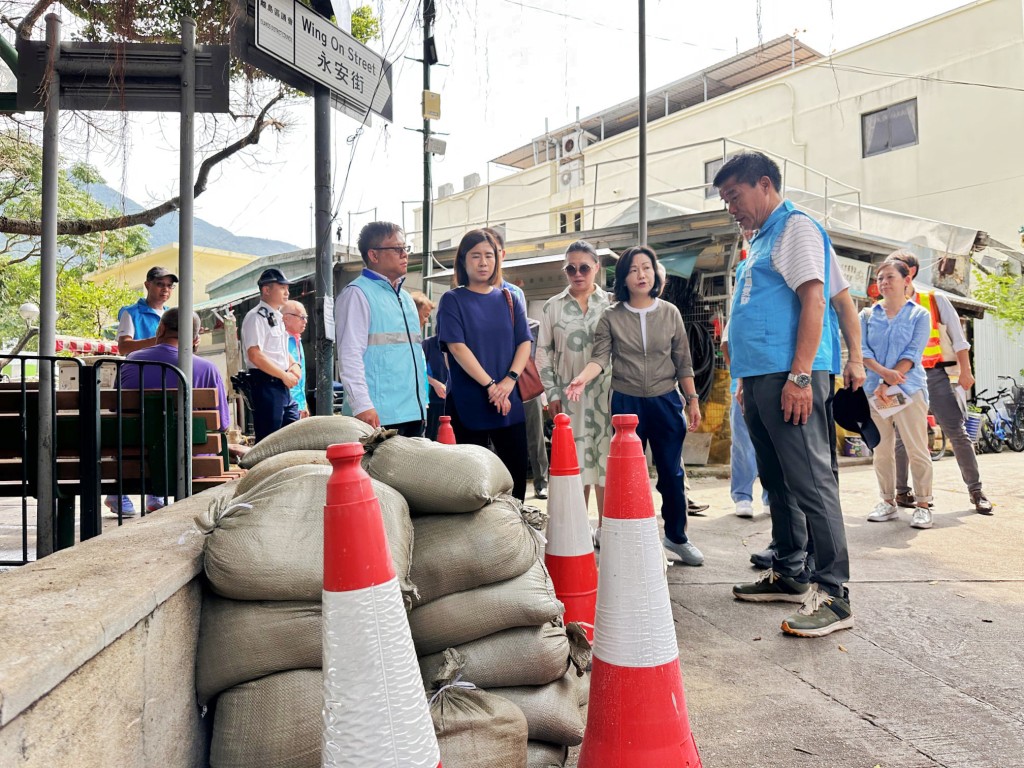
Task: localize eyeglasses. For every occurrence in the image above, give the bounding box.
[373,244,413,254]
[563,263,594,276]
[284,312,309,320]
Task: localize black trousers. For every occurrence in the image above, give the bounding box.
[249,369,300,443]
[447,396,529,501]
[385,419,425,438]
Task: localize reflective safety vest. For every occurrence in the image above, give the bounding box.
[915,290,944,369]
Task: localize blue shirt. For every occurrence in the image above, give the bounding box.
[287,335,307,412]
[120,343,231,430]
[860,300,931,401]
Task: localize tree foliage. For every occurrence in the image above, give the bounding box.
[351,4,380,43]
[972,263,1024,334]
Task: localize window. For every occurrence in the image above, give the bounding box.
[862,99,918,157]
[554,207,583,234]
[704,153,741,198]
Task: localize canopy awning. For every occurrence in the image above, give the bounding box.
[55,336,119,355]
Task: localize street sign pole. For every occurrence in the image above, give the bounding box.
[314,83,334,415]
[177,17,196,499]
[422,0,435,279]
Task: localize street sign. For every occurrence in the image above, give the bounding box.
[253,0,392,122]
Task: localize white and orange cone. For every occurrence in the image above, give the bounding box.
[436,415,456,445]
[578,414,702,768]
[322,442,441,768]
[544,413,598,642]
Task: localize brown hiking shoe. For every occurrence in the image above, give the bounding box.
[970,490,993,516]
[895,492,916,509]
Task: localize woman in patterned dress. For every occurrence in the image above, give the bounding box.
[536,240,613,541]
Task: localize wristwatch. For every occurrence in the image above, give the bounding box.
[506,370,520,382]
[787,372,812,388]
[684,393,699,402]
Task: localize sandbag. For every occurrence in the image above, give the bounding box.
[419,622,583,690]
[363,433,513,513]
[410,495,539,606]
[410,559,564,656]
[430,683,528,768]
[238,415,372,468]
[210,669,319,768]
[199,465,414,601]
[233,449,329,496]
[195,595,320,705]
[527,741,568,768]
[489,671,587,747]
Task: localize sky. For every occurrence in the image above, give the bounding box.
[67,0,971,250]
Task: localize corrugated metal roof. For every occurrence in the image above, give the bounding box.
[493,35,821,169]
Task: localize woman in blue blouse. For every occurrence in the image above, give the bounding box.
[436,229,533,500]
[861,259,934,529]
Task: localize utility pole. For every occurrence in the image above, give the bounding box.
[638,0,648,245]
[422,0,436,278]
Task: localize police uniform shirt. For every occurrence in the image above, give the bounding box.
[241,300,290,371]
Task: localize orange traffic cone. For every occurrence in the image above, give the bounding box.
[322,443,441,768]
[577,414,702,768]
[544,413,598,642]
[437,415,456,444]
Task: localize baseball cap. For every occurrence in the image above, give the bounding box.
[146,266,179,283]
[832,387,881,450]
[257,268,292,287]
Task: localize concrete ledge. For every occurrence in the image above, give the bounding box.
[0,483,235,728]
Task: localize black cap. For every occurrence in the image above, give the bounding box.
[146,266,178,283]
[832,387,881,450]
[257,268,292,287]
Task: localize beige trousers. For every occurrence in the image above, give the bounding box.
[871,390,933,503]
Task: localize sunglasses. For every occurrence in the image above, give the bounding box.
[563,263,594,276]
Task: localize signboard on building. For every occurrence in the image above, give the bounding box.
[836,255,871,299]
[254,0,392,122]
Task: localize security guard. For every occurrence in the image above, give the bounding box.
[240,268,301,441]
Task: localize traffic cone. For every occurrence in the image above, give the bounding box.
[577,414,702,768]
[437,415,456,444]
[322,442,441,768]
[544,413,598,642]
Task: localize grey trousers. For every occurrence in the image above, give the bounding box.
[744,371,850,598]
[524,396,548,491]
[895,366,982,495]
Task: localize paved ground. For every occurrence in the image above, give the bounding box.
[4,452,1022,767]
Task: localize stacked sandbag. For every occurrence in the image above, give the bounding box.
[233,449,329,496]
[429,672,529,768]
[237,415,372,469]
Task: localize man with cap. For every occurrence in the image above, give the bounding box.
[117,266,178,355]
[240,268,301,441]
[335,221,427,437]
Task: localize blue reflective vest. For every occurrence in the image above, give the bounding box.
[119,298,163,341]
[347,271,426,425]
[729,200,840,378]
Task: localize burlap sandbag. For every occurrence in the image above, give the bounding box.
[198,465,414,601]
[489,671,587,747]
[410,559,564,656]
[233,450,329,496]
[363,433,513,513]
[430,682,528,768]
[210,669,319,768]
[419,622,590,690]
[527,741,568,768]
[410,495,539,606]
[238,415,372,469]
[195,595,320,705]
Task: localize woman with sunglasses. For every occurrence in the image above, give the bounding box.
[566,245,704,566]
[436,229,533,500]
[536,240,613,537]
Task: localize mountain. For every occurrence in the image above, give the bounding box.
[84,183,299,257]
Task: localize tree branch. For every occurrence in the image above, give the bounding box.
[0,92,286,237]
[17,0,55,38]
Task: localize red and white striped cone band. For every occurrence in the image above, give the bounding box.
[545,472,595,557]
[591,516,679,668]
[322,576,441,768]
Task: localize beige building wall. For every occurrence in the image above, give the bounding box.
[428,0,1024,250]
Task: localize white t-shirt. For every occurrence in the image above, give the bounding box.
[769,213,850,298]
[240,300,290,370]
[623,299,659,352]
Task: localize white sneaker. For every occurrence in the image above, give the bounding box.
[735,500,754,518]
[663,536,704,566]
[592,527,602,549]
[910,507,933,529]
[867,501,898,522]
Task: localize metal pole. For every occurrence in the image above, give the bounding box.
[176,17,195,500]
[423,0,436,277]
[37,13,60,558]
[638,0,648,245]
[314,83,334,415]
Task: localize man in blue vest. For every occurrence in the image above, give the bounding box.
[116,266,177,355]
[714,151,854,638]
[335,221,427,437]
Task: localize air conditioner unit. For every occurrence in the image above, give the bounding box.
[557,160,584,192]
[463,173,481,191]
[698,271,732,301]
[561,130,590,158]
[437,182,455,199]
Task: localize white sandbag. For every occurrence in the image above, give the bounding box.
[410,495,539,606]
[410,559,564,656]
[195,595,320,705]
[198,465,414,601]
[527,741,568,768]
[489,671,588,747]
[430,682,528,768]
[363,433,513,513]
[233,449,329,496]
[238,415,372,468]
[209,669,319,768]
